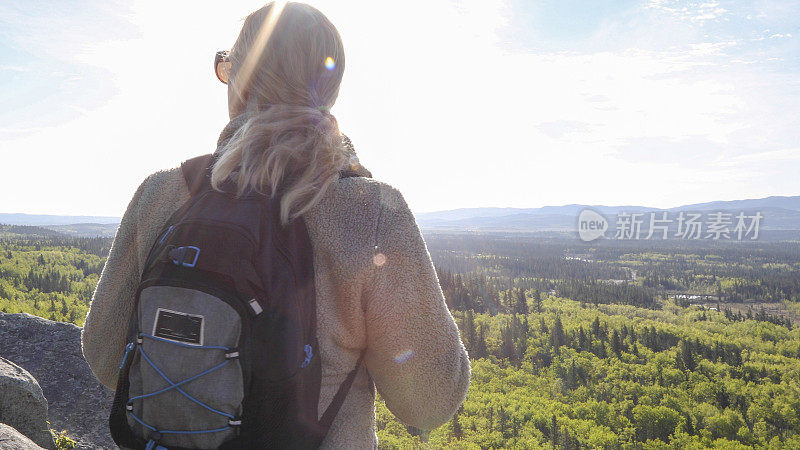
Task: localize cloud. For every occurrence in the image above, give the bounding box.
[0,0,797,216]
[538,121,594,139]
[722,148,800,164]
[0,127,43,136]
[647,0,729,24]
[0,64,29,72]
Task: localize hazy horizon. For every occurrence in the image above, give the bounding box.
[3,193,799,220]
[1,0,799,217]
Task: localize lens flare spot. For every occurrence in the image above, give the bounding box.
[373,252,386,267]
[324,56,336,71]
[394,349,414,363]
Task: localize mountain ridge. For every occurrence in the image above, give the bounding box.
[3,195,798,235]
[418,195,800,222]
[417,196,800,233]
[0,213,120,227]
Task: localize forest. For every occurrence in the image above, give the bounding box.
[1,225,799,448]
[0,225,109,324]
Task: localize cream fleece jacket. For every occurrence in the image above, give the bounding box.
[81,134,470,448]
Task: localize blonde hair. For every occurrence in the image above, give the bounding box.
[211,2,348,225]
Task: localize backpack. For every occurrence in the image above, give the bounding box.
[109,153,366,450]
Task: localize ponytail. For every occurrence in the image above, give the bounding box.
[211,2,351,225]
[211,104,348,225]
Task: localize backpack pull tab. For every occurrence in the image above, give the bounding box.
[248,299,263,315]
[157,226,174,247]
[119,342,135,370]
[301,344,313,368]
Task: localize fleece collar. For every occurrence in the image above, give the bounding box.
[213,113,372,178]
[214,113,253,155]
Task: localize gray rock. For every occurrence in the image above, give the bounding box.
[0,357,53,449]
[0,312,116,449]
[0,423,45,449]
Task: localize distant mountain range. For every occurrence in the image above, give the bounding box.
[0,213,119,226]
[416,195,800,233]
[0,213,120,238]
[2,195,799,237]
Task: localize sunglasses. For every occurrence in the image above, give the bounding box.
[215,50,231,84]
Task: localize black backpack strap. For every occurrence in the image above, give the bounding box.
[181,153,216,196]
[317,349,366,432]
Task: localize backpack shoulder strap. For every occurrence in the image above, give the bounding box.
[181,153,216,196]
[317,349,366,432]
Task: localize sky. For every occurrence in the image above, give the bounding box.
[0,0,798,217]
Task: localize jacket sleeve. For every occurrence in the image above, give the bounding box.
[81,176,150,390]
[363,186,470,430]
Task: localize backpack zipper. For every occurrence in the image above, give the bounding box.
[177,218,257,247]
[272,233,313,348]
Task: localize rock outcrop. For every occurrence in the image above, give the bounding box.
[0,423,45,449]
[0,312,115,449]
[0,357,53,448]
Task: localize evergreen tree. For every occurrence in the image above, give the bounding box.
[680,340,696,371]
[592,316,601,337]
[551,316,565,350]
[498,406,508,437]
[578,326,588,351]
[533,289,542,313]
[451,406,463,440]
[611,329,622,355]
[501,322,516,361]
[463,310,477,354]
[515,288,528,315]
[475,325,488,359]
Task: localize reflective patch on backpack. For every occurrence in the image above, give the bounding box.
[152,308,204,345]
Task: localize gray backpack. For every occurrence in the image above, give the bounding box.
[109,154,365,449]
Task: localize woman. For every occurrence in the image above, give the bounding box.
[81,2,470,448]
